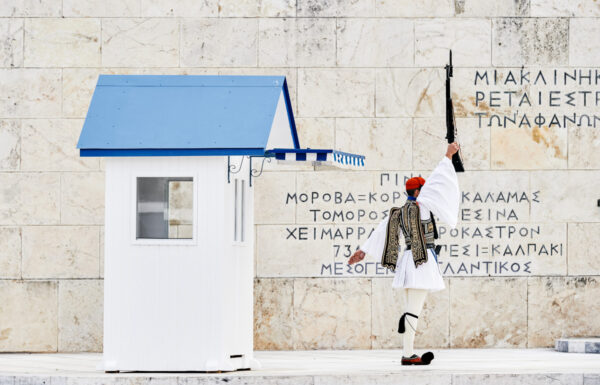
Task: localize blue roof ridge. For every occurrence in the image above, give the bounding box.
[97,74,287,88]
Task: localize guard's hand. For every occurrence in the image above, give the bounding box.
[446,142,460,159]
[348,250,366,265]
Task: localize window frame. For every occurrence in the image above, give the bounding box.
[131,173,198,246]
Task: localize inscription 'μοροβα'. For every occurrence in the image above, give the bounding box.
[272,177,566,277]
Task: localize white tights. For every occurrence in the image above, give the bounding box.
[402,288,428,357]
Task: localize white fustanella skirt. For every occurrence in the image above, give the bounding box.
[392,248,445,292]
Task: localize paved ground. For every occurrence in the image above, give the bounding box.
[0,349,599,384]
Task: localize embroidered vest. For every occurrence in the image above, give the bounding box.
[380,200,439,271]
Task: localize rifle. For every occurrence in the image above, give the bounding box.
[445,50,465,172]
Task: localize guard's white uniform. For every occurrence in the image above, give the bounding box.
[360,157,460,292]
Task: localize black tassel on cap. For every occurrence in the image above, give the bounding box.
[398,312,419,334]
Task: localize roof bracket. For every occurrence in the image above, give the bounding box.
[227,156,245,183]
[249,156,272,187]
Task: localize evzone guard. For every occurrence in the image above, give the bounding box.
[348,142,461,365]
[349,51,463,365]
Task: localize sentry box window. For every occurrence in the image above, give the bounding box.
[136,177,193,240]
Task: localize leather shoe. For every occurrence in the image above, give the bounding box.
[401,352,434,365]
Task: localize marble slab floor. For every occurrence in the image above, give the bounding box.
[0,349,599,384]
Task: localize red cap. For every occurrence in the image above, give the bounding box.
[405,177,425,190]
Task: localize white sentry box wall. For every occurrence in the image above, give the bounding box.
[103,155,255,371]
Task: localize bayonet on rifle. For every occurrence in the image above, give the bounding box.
[445,50,465,172]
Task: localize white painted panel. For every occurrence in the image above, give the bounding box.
[103,156,255,371]
[266,91,294,150]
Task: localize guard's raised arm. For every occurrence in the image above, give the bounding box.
[416,152,461,229]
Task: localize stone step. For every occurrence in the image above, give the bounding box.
[556,337,600,353]
[1,349,600,385]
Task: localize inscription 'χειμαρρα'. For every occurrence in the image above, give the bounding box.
[279,173,564,277]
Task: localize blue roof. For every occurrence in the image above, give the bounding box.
[77,75,300,157]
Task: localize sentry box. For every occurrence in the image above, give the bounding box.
[77,75,365,372]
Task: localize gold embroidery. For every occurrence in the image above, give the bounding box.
[381,201,428,270]
[381,207,401,271]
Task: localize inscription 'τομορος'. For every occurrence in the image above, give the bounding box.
[281,172,562,277]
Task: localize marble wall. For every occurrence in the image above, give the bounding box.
[0,0,599,352]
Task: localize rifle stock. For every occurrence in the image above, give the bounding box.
[445,50,465,173]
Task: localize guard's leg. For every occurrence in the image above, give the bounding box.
[402,288,428,358]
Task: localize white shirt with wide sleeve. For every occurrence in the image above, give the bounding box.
[360,156,460,291]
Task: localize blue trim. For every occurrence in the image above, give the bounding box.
[267,147,366,167]
[332,149,366,159]
[407,196,417,201]
[283,78,300,149]
[80,148,266,157]
[268,148,333,154]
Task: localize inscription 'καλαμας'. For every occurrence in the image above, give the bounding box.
[258,168,566,278]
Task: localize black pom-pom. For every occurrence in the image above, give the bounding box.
[421,351,434,364]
